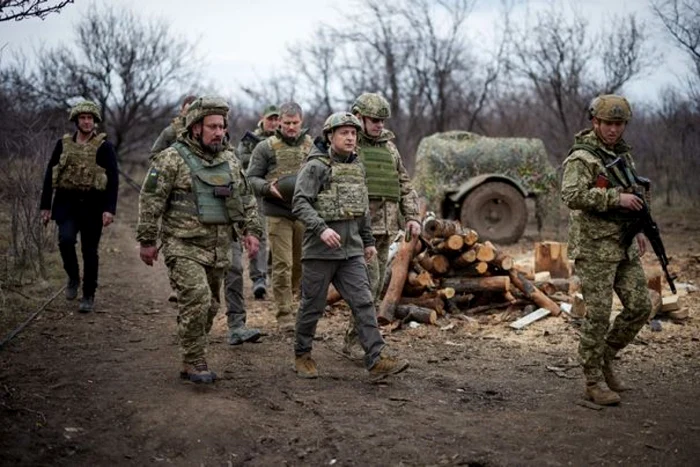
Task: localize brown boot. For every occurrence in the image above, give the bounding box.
[180,359,217,384]
[584,381,621,405]
[368,353,409,382]
[602,359,630,392]
[277,314,295,334]
[295,352,318,379]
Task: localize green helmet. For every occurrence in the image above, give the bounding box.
[351,92,391,119]
[323,112,362,136]
[69,100,102,123]
[588,94,632,122]
[185,95,230,129]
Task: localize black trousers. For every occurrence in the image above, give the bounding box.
[57,214,103,297]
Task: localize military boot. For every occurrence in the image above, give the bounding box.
[228,327,262,346]
[603,353,630,392]
[65,278,79,301]
[342,326,364,362]
[584,381,621,406]
[368,353,410,382]
[252,279,267,300]
[180,359,217,384]
[277,314,295,334]
[78,296,94,313]
[295,352,318,379]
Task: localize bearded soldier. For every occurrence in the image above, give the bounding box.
[150,95,198,158]
[40,100,119,313]
[222,104,279,345]
[343,93,421,357]
[247,102,312,332]
[292,112,409,381]
[561,95,652,405]
[137,96,262,384]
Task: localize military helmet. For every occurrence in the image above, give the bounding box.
[185,95,230,129]
[588,94,632,122]
[351,93,391,119]
[69,100,102,123]
[322,112,362,135]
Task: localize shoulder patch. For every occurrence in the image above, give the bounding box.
[143,167,160,192]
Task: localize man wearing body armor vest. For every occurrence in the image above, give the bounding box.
[247,102,312,332]
[561,95,652,405]
[40,100,119,313]
[343,93,421,357]
[292,112,409,381]
[137,96,263,384]
[150,95,197,158]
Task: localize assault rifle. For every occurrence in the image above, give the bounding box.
[241,130,262,148]
[604,157,677,294]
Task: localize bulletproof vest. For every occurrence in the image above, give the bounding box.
[358,142,400,201]
[265,135,312,181]
[172,142,239,225]
[314,155,369,222]
[568,143,637,190]
[53,133,108,191]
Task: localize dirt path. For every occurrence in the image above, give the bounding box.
[1,197,699,466]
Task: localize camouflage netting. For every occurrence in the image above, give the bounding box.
[413,131,560,231]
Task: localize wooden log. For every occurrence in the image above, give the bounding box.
[508,270,561,316]
[327,284,343,306]
[491,252,513,271]
[453,249,477,268]
[423,218,462,239]
[661,295,680,313]
[407,271,435,289]
[648,289,661,320]
[534,241,571,278]
[437,287,456,299]
[462,228,479,247]
[394,304,438,325]
[513,263,535,280]
[431,254,450,275]
[378,234,419,325]
[475,242,496,262]
[441,276,511,294]
[463,299,529,315]
[647,270,663,296]
[451,293,474,308]
[399,294,445,315]
[534,271,551,283]
[436,234,464,253]
[416,250,434,272]
[503,291,517,303]
[535,278,571,296]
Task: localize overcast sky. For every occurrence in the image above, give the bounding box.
[0,0,692,107]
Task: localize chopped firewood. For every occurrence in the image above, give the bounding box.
[508,270,561,316]
[534,271,551,282]
[453,249,477,268]
[435,234,464,253]
[407,271,435,289]
[503,291,517,303]
[648,289,661,320]
[450,293,474,308]
[535,241,571,278]
[423,218,462,239]
[513,263,535,280]
[535,278,571,296]
[378,234,420,325]
[442,276,511,294]
[509,308,552,330]
[437,287,456,299]
[491,252,513,271]
[394,304,438,325]
[431,254,450,275]
[661,295,680,313]
[464,299,529,315]
[399,294,445,315]
[462,229,479,247]
[647,270,663,295]
[475,241,496,262]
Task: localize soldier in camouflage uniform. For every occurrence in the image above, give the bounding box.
[223,104,279,345]
[292,112,410,380]
[343,93,421,357]
[150,95,198,158]
[137,96,262,384]
[561,95,651,405]
[247,102,312,332]
[40,100,119,313]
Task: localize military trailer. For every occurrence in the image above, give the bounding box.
[413,131,558,244]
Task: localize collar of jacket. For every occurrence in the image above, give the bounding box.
[275,128,309,146]
[256,121,275,137]
[574,127,631,155]
[359,128,395,145]
[179,134,223,162]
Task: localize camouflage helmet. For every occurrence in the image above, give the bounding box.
[588,94,632,122]
[351,92,391,119]
[185,95,230,129]
[69,100,102,123]
[322,112,362,136]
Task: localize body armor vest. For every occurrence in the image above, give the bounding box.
[172,142,239,225]
[358,142,400,201]
[53,133,107,191]
[265,135,312,181]
[313,156,369,222]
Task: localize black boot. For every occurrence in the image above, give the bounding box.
[79,296,95,313]
[65,278,79,301]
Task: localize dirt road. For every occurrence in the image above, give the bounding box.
[1,197,699,466]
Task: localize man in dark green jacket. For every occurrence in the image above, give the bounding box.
[292,111,409,381]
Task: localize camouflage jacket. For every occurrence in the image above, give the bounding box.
[235,122,275,170]
[358,130,419,236]
[247,129,313,219]
[136,135,262,268]
[561,128,639,261]
[150,116,186,158]
[292,141,375,261]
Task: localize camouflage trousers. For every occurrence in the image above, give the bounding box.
[577,256,651,383]
[166,256,224,364]
[344,234,391,347]
[297,256,385,369]
[224,240,246,329]
[267,216,303,319]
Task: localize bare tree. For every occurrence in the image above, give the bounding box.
[0,0,73,22]
[2,5,199,160]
